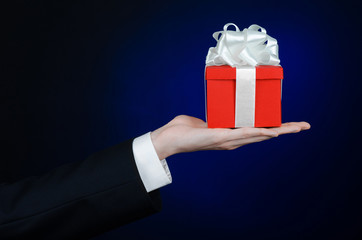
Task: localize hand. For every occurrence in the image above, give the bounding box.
[150,115,311,160]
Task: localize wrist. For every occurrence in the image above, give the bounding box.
[150,128,176,160]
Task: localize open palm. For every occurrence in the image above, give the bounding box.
[151,115,310,160]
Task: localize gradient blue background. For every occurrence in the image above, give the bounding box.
[2,0,361,239]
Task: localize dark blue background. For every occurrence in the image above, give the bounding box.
[2,0,361,239]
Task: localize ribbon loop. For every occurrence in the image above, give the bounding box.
[223,23,240,32]
[212,31,223,41]
[206,23,280,67]
[248,24,266,34]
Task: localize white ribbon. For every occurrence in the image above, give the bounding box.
[205,23,280,127]
[235,67,256,127]
[206,23,280,67]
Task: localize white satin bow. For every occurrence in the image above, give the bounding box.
[206,23,280,67]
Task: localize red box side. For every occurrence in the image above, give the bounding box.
[254,79,281,127]
[206,79,235,128]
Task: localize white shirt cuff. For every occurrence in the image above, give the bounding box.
[132,132,172,192]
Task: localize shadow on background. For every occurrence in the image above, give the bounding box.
[1,0,361,239]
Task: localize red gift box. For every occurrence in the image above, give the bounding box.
[205,65,283,128]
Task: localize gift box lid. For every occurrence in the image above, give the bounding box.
[205,65,283,80]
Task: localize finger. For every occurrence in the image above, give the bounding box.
[282,121,311,130]
[270,123,303,135]
[236,135,274,144]
[229,127,278,139]
[222,135,274,150]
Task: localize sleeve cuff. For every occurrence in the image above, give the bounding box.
[132,132,172,192]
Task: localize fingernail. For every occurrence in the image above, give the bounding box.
[304,123,311,130]
[300,122,311,130]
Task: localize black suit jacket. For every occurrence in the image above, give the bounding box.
[0,139,162,239]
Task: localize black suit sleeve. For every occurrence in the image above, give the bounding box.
[0,139,162,239]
